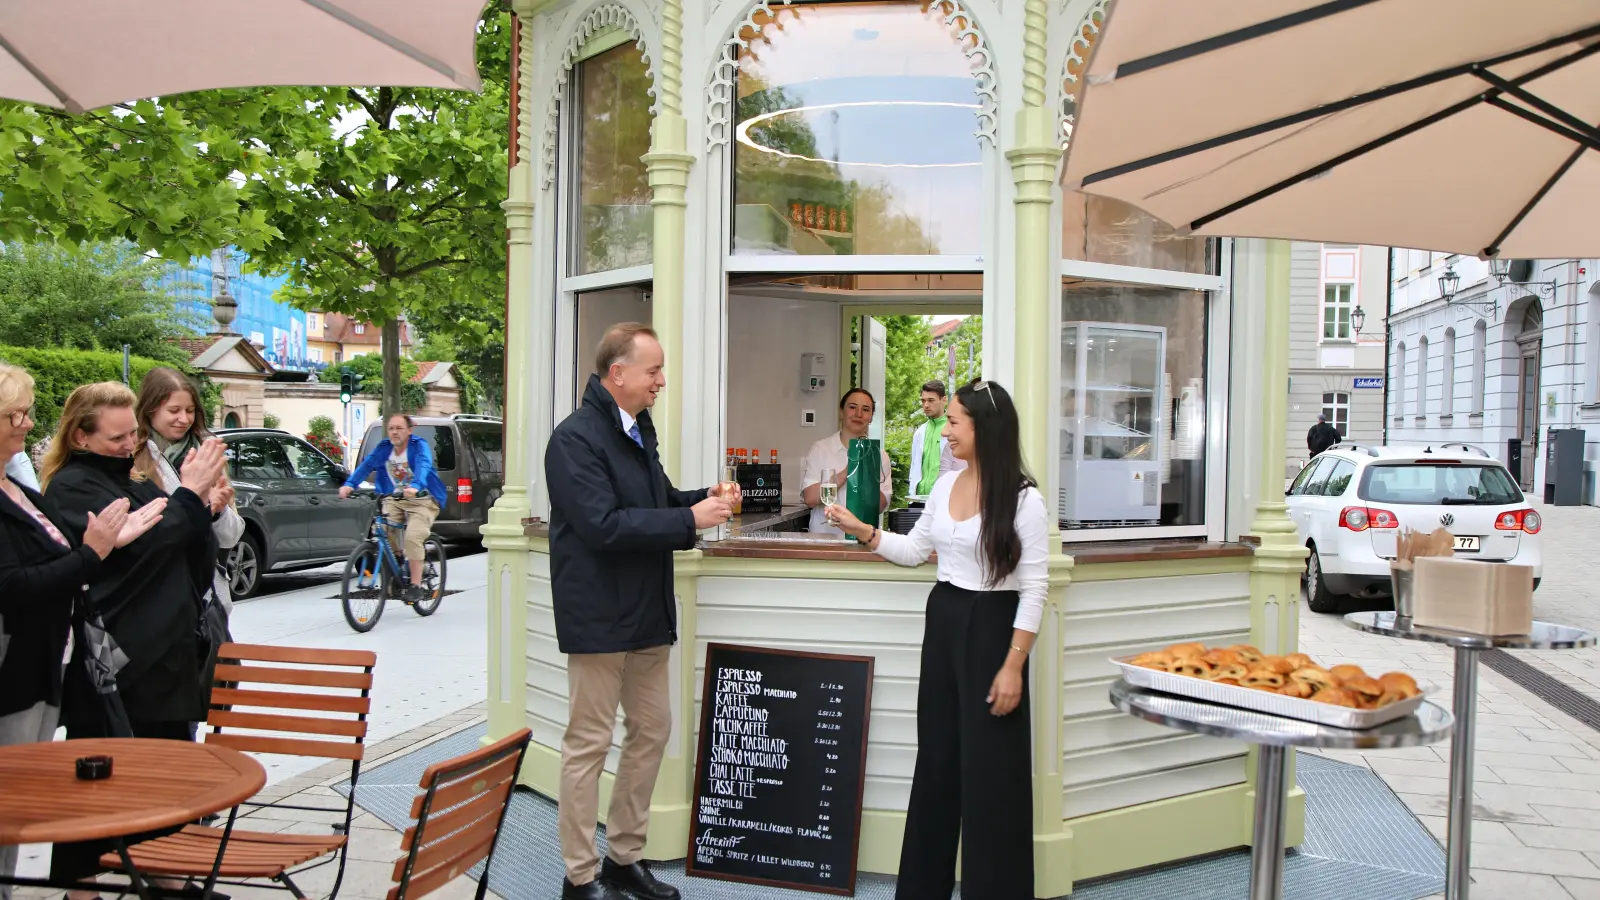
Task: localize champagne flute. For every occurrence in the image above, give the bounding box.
[718,466,739,504]
[819,468,839,524]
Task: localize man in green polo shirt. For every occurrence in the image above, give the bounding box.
[908,380,966,499]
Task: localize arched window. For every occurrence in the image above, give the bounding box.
[1416,335,1429,416]
[573,43,654,274]
[731,1,988,257]
[1441,327,1456,416]
[1471,320,1487,413]
[1394,341,1407,420]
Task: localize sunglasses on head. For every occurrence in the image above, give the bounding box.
[969,380,997,410]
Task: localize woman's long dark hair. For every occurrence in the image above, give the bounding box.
[955,379,1034,585]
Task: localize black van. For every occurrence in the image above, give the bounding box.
[356,414,505,543]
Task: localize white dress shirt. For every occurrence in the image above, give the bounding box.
[875,472,1049,633]
[800,431,892,536]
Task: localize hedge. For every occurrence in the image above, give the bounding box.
[0,344,218,449]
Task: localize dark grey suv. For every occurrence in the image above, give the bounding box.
[218,428,377,598]
[354,414,504,543]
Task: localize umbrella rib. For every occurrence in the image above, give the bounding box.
[297,0,463,86]
[1110,0,1383,80]
[1484,96,1600,151]
[1076,21,1600,189]
[0,31,81,114]
[1482,143,1587,260]
[1471,67,1600,145]
[1184,37,1600,233]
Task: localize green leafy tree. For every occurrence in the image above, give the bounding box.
[320,354,426,412]
[0,241,202,366]
[411,332,489,414]
[241,10,511,418]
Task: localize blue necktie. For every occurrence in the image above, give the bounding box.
[628,422,644,448]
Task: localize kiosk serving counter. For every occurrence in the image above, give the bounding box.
[484,0,1318,893]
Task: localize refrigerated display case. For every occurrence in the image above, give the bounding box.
[1060,321,1166,526]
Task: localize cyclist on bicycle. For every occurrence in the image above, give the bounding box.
[340,414,448,602]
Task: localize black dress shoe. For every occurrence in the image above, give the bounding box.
[561,877,627,900]
[600,857,681,900]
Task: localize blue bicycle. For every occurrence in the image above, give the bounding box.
[340,490,447,632]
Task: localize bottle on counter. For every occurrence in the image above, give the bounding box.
[769,449,778,466]
[726,447,735,467]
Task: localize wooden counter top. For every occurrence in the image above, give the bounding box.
[527,517,1252,565]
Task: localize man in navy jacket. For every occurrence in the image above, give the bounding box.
[545,323,730,900]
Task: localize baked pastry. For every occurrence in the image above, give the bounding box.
[1240,669,1284,690]
[1330,664,1368,684]
[1167,643,1206,660]
[1228,645,1264,664]
[1342,675,1385,709]
[1202,648,1244,667]
[1207,663,1249,682]
[1284,653,1316,671]
[1214,678,1242,687]
[1289,667,1334,693]
[1170,659,1213,679]
[1315,687,1360,708]
[1259,656,1297,675]
[1278,680,1314,699]
[1377,672,1421,706]
[1131,651,1175,671]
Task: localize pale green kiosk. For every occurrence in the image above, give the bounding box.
[481,0,1312,894]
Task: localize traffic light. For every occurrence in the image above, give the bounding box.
[339,369,354,404]
[350,372,364,396]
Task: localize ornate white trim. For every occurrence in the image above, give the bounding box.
[1059,0,1107,148]
[704,0,999,152]
[540,4,656,190]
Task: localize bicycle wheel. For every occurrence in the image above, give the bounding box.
[340,541,386,633]
[412,539,448,617]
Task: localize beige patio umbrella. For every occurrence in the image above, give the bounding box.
[1060,0,1600,258]
[0,0,489,114]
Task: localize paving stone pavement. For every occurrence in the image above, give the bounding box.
[1302,501,1600,899]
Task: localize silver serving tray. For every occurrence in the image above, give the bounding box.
[1110,656,1431,730]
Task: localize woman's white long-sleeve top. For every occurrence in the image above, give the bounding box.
[874,471,1049,633]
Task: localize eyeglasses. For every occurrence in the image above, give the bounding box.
[5,406,34,429]
[970,380,997,410]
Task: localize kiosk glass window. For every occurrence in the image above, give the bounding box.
[731,2,984,257]
[1058,282,1209,531]
[1060,193,1211,274]
[574,44,654,275]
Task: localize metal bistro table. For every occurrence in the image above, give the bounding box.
[1110,678,1454,900]
[1344,611,1597,900]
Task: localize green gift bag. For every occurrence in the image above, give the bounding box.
[844,437,882,541]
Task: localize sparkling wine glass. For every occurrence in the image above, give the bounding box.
[718,466,739,503]
[819,468,838,524]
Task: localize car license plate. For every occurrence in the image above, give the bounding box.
[1454,536,1480,552]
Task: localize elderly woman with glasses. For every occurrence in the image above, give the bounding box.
[0,366,162,900]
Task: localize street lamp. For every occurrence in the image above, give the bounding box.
[1438,266,1461,303]
[1437,264,1499,318]
[1487,256,1559,301]
[1351,305,1366,336]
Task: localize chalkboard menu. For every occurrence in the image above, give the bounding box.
[687,643,874,896]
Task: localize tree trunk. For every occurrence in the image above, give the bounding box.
[382,318,402,417]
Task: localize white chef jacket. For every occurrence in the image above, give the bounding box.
[800,431,892,536]
[875,472,1049,633]
[908,418,966,498]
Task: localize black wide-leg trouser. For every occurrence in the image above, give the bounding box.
[895,580,1034,900]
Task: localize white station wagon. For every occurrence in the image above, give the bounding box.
[1285,444,1543,613]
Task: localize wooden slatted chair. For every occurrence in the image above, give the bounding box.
[386,728,531,900]
[102,643,378,900]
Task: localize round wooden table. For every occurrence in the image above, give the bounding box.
[0,738,265,898]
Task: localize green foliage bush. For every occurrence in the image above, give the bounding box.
[0,344,217,447]
[317,354,425,412]
[305,415,343,460]
[262,412,281,429]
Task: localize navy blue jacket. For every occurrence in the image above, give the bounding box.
[545,375,708,654]
[346,434,448,500]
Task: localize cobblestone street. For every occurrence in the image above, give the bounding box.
[1303,500,1600,899]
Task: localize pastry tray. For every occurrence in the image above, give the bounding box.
[1110,656,1431,730]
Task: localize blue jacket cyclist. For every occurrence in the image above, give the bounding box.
[339,414,447,600]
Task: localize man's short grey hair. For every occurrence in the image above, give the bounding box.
[595,322,658,375]
[1317,413,1327,422]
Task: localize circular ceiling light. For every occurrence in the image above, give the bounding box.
[736,100,981,169]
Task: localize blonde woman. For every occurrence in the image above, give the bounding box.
[42,382,225,890]
[133,367,243,608]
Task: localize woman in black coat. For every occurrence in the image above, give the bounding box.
[39,382,225,892]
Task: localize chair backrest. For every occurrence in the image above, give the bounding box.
[206,643,378,761]
[388,728,532,900]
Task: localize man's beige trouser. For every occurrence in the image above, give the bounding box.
[559,646,672,886]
